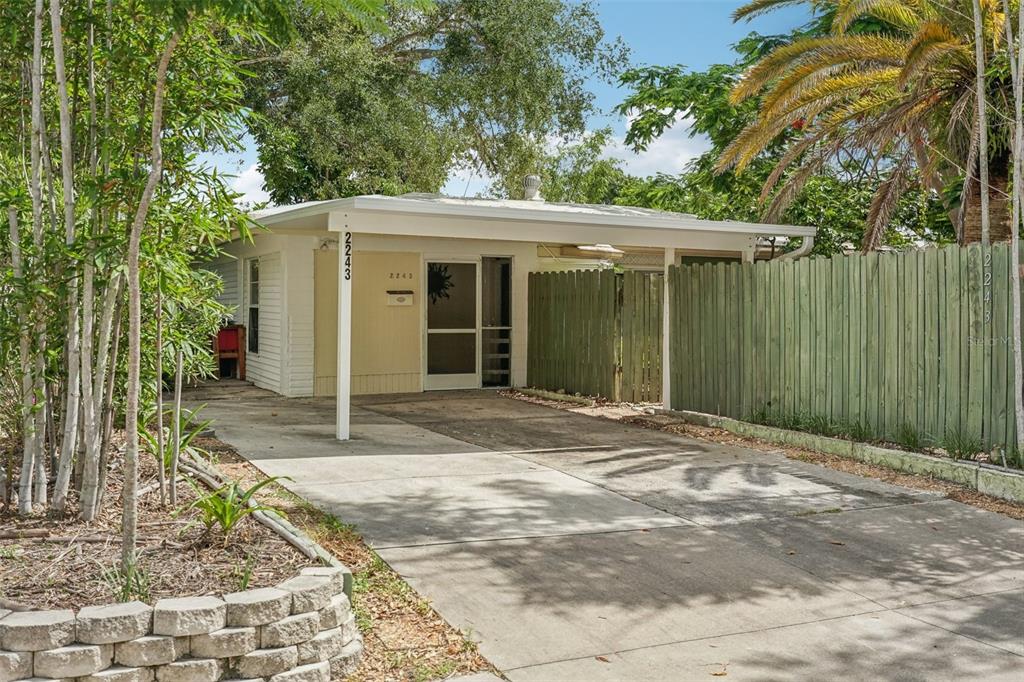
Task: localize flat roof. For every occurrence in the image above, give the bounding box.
[251,194,816,239]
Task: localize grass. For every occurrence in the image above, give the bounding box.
[943,429,983,461]
[895,422,931,452]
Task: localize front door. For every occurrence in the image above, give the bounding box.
[425,261,479,390]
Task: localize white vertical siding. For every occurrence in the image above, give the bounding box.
[284,244,316,396]
[204,257,240,321]
[245,252,282,392]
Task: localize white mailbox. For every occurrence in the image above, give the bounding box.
[386,290,414,306]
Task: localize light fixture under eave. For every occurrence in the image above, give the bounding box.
[576,243,625,256]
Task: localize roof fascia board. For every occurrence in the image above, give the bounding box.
[331,210,762,251]
[348,195,815,237]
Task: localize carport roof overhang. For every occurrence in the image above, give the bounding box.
[251,194,816,249]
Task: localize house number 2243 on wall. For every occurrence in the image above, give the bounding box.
[343,232,352,281]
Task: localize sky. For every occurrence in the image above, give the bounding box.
[225,0,810,204]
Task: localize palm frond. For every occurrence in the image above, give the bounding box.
[763,143,839,222]
[834,0,923,34]
[731,35,906,104]
[863,150,913,251]
[769,68,900,124]
[732,0,816,23]
[759,130,830,202]
[898,21,970,89]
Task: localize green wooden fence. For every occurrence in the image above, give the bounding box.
[669,243,1020,451]
[527,269,663,402]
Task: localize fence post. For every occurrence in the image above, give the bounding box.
[662,248,675,409]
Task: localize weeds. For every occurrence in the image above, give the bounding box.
[101,554,152,602]
[895,423,930,452]
[233,552,258,591]
[943,429,983,461]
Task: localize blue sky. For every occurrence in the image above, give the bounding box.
[226,0,809,203]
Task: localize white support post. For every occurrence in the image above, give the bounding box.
[662,248,675,410]
[336,231,353,440]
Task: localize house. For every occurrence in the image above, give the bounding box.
[202,187,815,440]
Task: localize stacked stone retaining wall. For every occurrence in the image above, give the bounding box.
[0,566,362,682]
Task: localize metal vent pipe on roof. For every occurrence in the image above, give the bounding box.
[523,175,543,201]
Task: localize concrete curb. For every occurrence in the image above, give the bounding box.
[662,409,1024,504]
[516,388,597,407]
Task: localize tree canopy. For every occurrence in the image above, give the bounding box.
[242,0,627,203]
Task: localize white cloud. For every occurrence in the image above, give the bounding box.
[442,166,494,198]
[231,163,272,208]
[604,116,712,178]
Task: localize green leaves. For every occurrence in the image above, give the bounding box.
[178,475,291,539]
[242,0,626,202]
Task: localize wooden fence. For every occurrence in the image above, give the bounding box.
[669,243,1020,451]
[527,269,663,402]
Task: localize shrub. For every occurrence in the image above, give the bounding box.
[177,476,289,540]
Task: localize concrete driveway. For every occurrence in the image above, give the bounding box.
[197,386,1024,681]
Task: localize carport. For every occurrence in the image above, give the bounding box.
[229,192,816,440]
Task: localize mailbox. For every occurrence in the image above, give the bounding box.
[387,290,414,306]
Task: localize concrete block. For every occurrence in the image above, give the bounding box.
[224,588,292,627]
[259,612,319,649]
[0,649,32,682]
[315,595,350,631]
[76,602,153,644]
[190,626,257,658]
[298,567,350,598]
[268,661,329,682]
[79,665,155,682]
[338,614,358,646]
[0,610,75,651]
[233,646,298,679]
[32,643,112,678]
[114,636,187,667]
[976,465,1024,503]
[326,635,362,681]
[296,627,344,665]
[155,658,224,682]
[276,576,333,615]
[152,597,226,636]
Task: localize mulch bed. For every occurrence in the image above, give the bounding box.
[0,446,315,611]
[204,438,493,682]
[1,435,495,681]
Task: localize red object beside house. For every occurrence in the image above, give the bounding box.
[213,325,246,380]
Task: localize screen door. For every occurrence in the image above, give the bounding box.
[425,261,479,389]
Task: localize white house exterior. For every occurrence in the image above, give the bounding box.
[202,193,815,440]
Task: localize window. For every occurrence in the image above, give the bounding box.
[247,258,260,354]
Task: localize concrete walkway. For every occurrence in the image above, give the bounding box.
[197,386,1024,681]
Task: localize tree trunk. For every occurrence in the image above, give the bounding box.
[19,0,46,515]
[962,174,1012,244]
[122,31,180,571]
[155,266,166,505]
[973,0,991,246]
[169,350,183,507]
[51,0,82,515]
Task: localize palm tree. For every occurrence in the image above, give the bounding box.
[720,0,1015,247]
